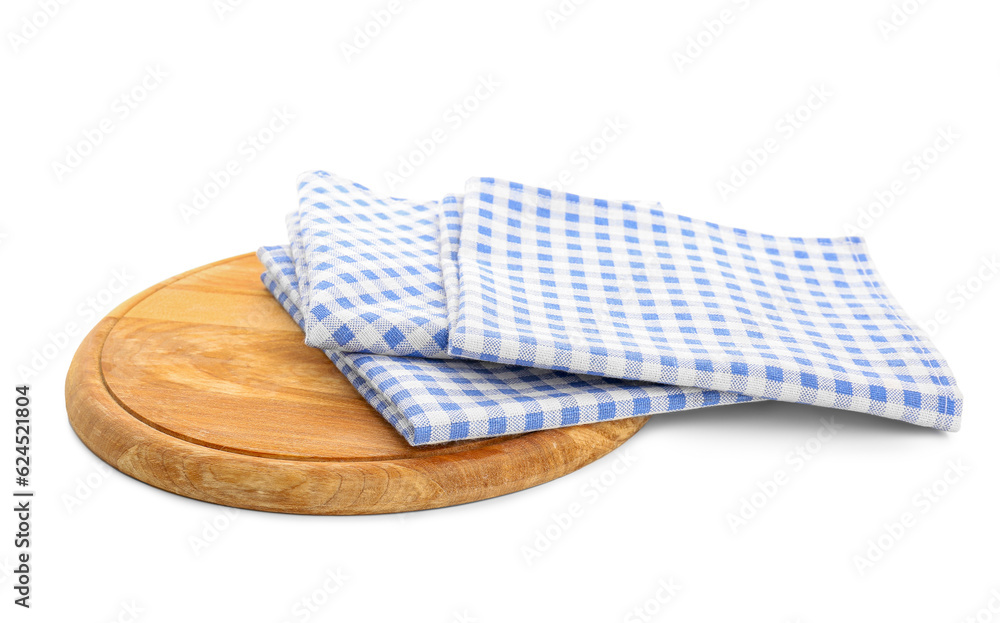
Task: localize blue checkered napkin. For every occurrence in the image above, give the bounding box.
[292,171,451,358]
[450,178,962,431]
[258,245,755,445]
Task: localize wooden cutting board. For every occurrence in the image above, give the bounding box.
[66,253,648,514]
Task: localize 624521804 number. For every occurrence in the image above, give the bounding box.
[15,385,30,488]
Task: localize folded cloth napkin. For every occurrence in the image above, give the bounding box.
[259,171,962,445]
[448,178,961,430]
[288,172,452,357]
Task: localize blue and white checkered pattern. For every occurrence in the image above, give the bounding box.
[292,171,451,358]
[258,245,755,445]
[263,171,962,443]
[449,177,963,431]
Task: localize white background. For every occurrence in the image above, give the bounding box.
[2,0,999,621]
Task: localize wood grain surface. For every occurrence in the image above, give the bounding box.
[65,253,649,514]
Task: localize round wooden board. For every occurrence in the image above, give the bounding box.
[65,253,649,515]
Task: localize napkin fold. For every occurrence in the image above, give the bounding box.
[289,172,451,357]
[259,171,962,445]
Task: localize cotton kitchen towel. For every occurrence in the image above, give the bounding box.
[448,178,962,431]
[258,245,754,445]
[264,171,962,444]
[288,171,452,358]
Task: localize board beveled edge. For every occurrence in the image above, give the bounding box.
[64,253,649,515]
